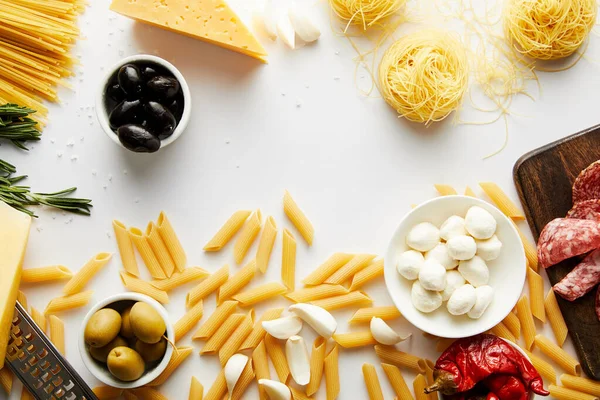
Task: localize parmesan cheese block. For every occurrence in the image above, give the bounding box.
[109,0,268,62]
[0,202,31,369]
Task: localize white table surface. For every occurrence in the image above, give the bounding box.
[3,0,599,398]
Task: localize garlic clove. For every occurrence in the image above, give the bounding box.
[258,379,292,400]
[224,353,248,397]
[285,335,310,385]
[262,0,278,40]
[288,4,321,43]
[276,14,295,49]
[288,303,337,338]
[262,316,302,339]
[370,317,411,345]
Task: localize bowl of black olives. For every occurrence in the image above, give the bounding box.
[96,55,191,153]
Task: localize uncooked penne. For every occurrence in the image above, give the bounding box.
[561,374,600,396]
[92,386,123,399]
[256,216,277,274]
[548,385,599,400]
[350,258,384,290]
[233,209,262,265]
[527,267,545,322]
[479,182,525,220]
[240,307,284,350]
[230,360,254,400]
[265,334,290,383]
[187,264,229,308]
[16,291,27,310]
[490,322,516,343]
[204,370,226,400]
[283,190,314,245]
[30,307,46,332]
[413,374,428,400]
[374,345,426,374]
[113,220,139,277]
[252,341,270,398]
[310,291,372,311]
[219,311,254,366]
[534,334,581,376]
[129,227,166,279]
[545,289,568,347]
[123,390,136,400]
[148,347,193,386]
[282,229,296,291]
[325,254,376,285]
[303,253,354,286]
[44,290,93,315]
[307,337,326,396]
[120,272,169,304]
[49,315,65,355]
[324,344,340,400]
[333,331,376,348]
[151,267,210,292]
[349,306,401,324]
[513,221,538,272]
[188,376,203,400]
[157,212,187,272]
[516,295,536,350]
[193,300,238,341]
[286,284,349,303]
[232,282,287,307]
[21,386,34,400]
[146,222,176,278]
[381,363,412,399]
[502,312,521,340]
[21,265,72,284]
[204,210,252,252]
[290,387,314,400]
[464,186,477,197]
[0,368,12,395]
[201,313,246,354]
[362,363,384,400]
[174,301,204,342]
[132,387,169,400]
[524,349,556,385]
[217,259,256,305]
[434,184,457,196]
[63,253,112,295]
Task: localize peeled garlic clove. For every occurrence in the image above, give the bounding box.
[262,316,302,339]
[369,317,411,345]
[288,4,321,43]
[258,379,292,400]
[224,353,248,397]
[285,335,310,385]
[288,303,337,338]
[262,0,278,40]
[277,14,295,49]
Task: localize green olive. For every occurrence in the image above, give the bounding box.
[107,346,145,381]
[129,302,165,344]
[89,336,128,363]
[84,308,122,348]
[120,306,134,339]
[134,337,167,363]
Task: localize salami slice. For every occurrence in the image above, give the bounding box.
[537,218,600,269]
[573,160,600,204]
[553,249,600,301]
[566,199,600,221]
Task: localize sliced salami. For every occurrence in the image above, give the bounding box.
[573,160,600,204]
[537,218,600,269]
[566,199,600,221]
[553,249,600,301]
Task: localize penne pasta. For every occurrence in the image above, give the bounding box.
[479,182,525,220]
[434,184,457,196]
[30,307,46,332]
[151,267,210,292]
[490,322,516,343]
[92,386,123,399]
[201,314,246,354]
[303,253,354,286]
[217,259,256,305]
[413,374,428,400]
[524,349,556,385]
[204,370,226,400]
[265,334,290,383]
[132,387,169,400]
[502,312,521,340]
[148,347,193,386]
[174,301,204,342]
[232,282,288,307]
[233,209,262,265]
[0,368,12,395]
[324,344,340,400]
[21,387,34,400]
[362,363,384,400]
[283,190,315,245]
[464,186,477,197]
[381,363,412,399]
[545,289,568,347]
[252,341,270,399]
[333,331,376,348]
[325,254,377,285]
[286,284,350,304]
[282,229,296,291]
[120,272,169,304]
[513,221,539,272]
[189,376,203,400]
[561,374,600,396]
[256,216,277,274]
[425,360,437,400]
[307,337,326,396]
[204,210,252,252]
[290,387,314,400]
[527,267,545,322]
[350,259,384,290]
[44,290,93,315]
[374,345,426,374]
[534,334,581,376]
[349,306,401,324]
[49,315,65,355]
[230,360,254,400]
[240,307,284,350]
[310,291,372,311]
[63,253,112,295]
[187,264,229,308]
[123,390,136,400]
[17,291,27,310]
[219,310,254,366]
[516,295,536,350]
[157,212,187,272]
[548,385,599,400]
[193,300,238,341]
[113,220,139,277]
[21,265,72,284]
[436,338,457,353]
[129,227,166,279]
[146,222,176,278]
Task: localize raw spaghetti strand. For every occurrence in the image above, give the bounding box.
[328,0,406,31]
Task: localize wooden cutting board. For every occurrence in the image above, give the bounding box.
[514,124,600,380]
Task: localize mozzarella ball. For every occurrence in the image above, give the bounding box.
[465,206,497,240]
[447,235,477,261]
[468,285,494,319]
[411,281,442,313]
[476,235,503,261]
[439,216,467,241]
[441,270,466,301]
[447,284,477,316]
[418,260,447,291]
[406,222,440,252]
[458,256,489,287]
[397,250,424,280]
[425,243,458,270]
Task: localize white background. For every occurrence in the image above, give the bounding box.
[2,0,599,398]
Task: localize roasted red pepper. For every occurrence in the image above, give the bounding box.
[424,334,549,397]
[484,375,528,400]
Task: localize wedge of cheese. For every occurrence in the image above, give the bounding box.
[110,0,268,62]
[0,202,31,369]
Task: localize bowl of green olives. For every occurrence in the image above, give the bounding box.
[79,293,174,389]
[96,55,191,153]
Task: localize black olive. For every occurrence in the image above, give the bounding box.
[109,99,143,130]
[118,64,144,97]
[141,66,160,81]
[143,101,177,139]
[147,76,180,100]
[107,83,125,102]
[117,124,160,153]
[166,96,184,122]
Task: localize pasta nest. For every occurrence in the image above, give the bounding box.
[328,0,406,30]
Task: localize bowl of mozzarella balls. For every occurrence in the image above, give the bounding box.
[384,195,526,338]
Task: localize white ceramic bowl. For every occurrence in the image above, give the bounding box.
[384,195,526,338]
[95,54,191,152]
[79,293,174,389]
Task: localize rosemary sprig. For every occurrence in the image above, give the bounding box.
[0,104,41,150]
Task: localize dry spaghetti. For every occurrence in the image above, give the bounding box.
[329,0,406,31]
[378,30,469,125]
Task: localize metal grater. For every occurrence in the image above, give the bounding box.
[5,302,98,400]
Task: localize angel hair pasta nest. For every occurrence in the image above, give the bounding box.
[329,0,406,30]
[504,0,597,60]
[378,30,469,125]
